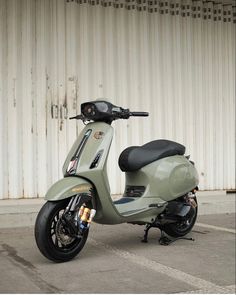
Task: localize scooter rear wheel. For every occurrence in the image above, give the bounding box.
[35,199,88,262]
[163,197,198,238]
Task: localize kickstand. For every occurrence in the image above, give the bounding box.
[141,224,195,245]
[141,224,153,243]
[159,230,195,246]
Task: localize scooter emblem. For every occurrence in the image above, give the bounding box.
[94,131,104,139]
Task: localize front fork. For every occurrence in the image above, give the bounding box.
[61,192,96,237]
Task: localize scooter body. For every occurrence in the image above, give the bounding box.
[36,100,199,262]
[45,121,198,225]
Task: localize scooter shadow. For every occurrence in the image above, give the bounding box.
[88,223,195,254]
[90,224,161,247]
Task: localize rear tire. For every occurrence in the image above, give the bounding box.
[35,199,88,262]
[163,197,198,238]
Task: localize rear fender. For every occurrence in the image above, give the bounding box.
[45,177,93,201]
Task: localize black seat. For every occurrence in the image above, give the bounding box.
[118,139,185,172]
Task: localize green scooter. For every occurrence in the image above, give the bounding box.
[35,100,199,262]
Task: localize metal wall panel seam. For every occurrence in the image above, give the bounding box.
[35,0,47,197]
[87,6,96,100]
[213,3,223,189]
[31,0,37,197]
[57,0,67,179]
[0,1,2,198]
[230,9,236,189]
[6,0,20,198]
[149,13,159,142]
[135,8,143,145]
[202,1,211,189]
[48,0,60,185]
[224,5,231,189]
[127,9,141,148]
[192,0,205,188]
[208,1,215,190]
[220,5,228,190]
[65,1,79,157]
[167,3,176,141]
[211,2,217,189]
[186,0,195,163]
[227,6,236,189]
[139,8,151,145]
[172,0,183,146]
[232,19,236,188]
[44,0,54,189]
[17,0,24,198]
[200,1,208,190]
[222,5,230,189]
[179,6,188,152]
[78,3,89,103]
[93,4,105,99]
[151,4,164,141]
[190,0,196,152]
[160,10,171,140]
[157,10,167,140]
[21,0,37,197]
[0,0,7,199]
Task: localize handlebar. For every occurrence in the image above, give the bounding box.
[116,109,149,119]
[69,108,149,122]
[129,112,149,117]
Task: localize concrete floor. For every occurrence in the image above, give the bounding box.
[0,213,235,293]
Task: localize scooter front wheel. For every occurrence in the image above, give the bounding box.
[35,199,88,262]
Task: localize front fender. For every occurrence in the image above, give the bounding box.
[45,176,93,201]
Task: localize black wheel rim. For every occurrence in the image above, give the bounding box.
[49,207,82,252]
[175,208,197,232]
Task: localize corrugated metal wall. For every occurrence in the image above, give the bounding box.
[0,0,235,199]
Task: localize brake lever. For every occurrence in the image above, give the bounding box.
[69,114,84,120]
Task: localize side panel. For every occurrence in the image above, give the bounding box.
[62,121,124,224]
[125,155,199,202]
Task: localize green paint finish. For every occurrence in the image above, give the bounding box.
[46,121,199,225]
[61,122,162,224]
[45,177,92,201]
[125,155,199,201]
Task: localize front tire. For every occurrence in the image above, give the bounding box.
[35,199,88,262]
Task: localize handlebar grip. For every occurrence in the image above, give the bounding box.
[129,112,149,117]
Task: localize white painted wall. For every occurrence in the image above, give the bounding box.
[0,0,235,199]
